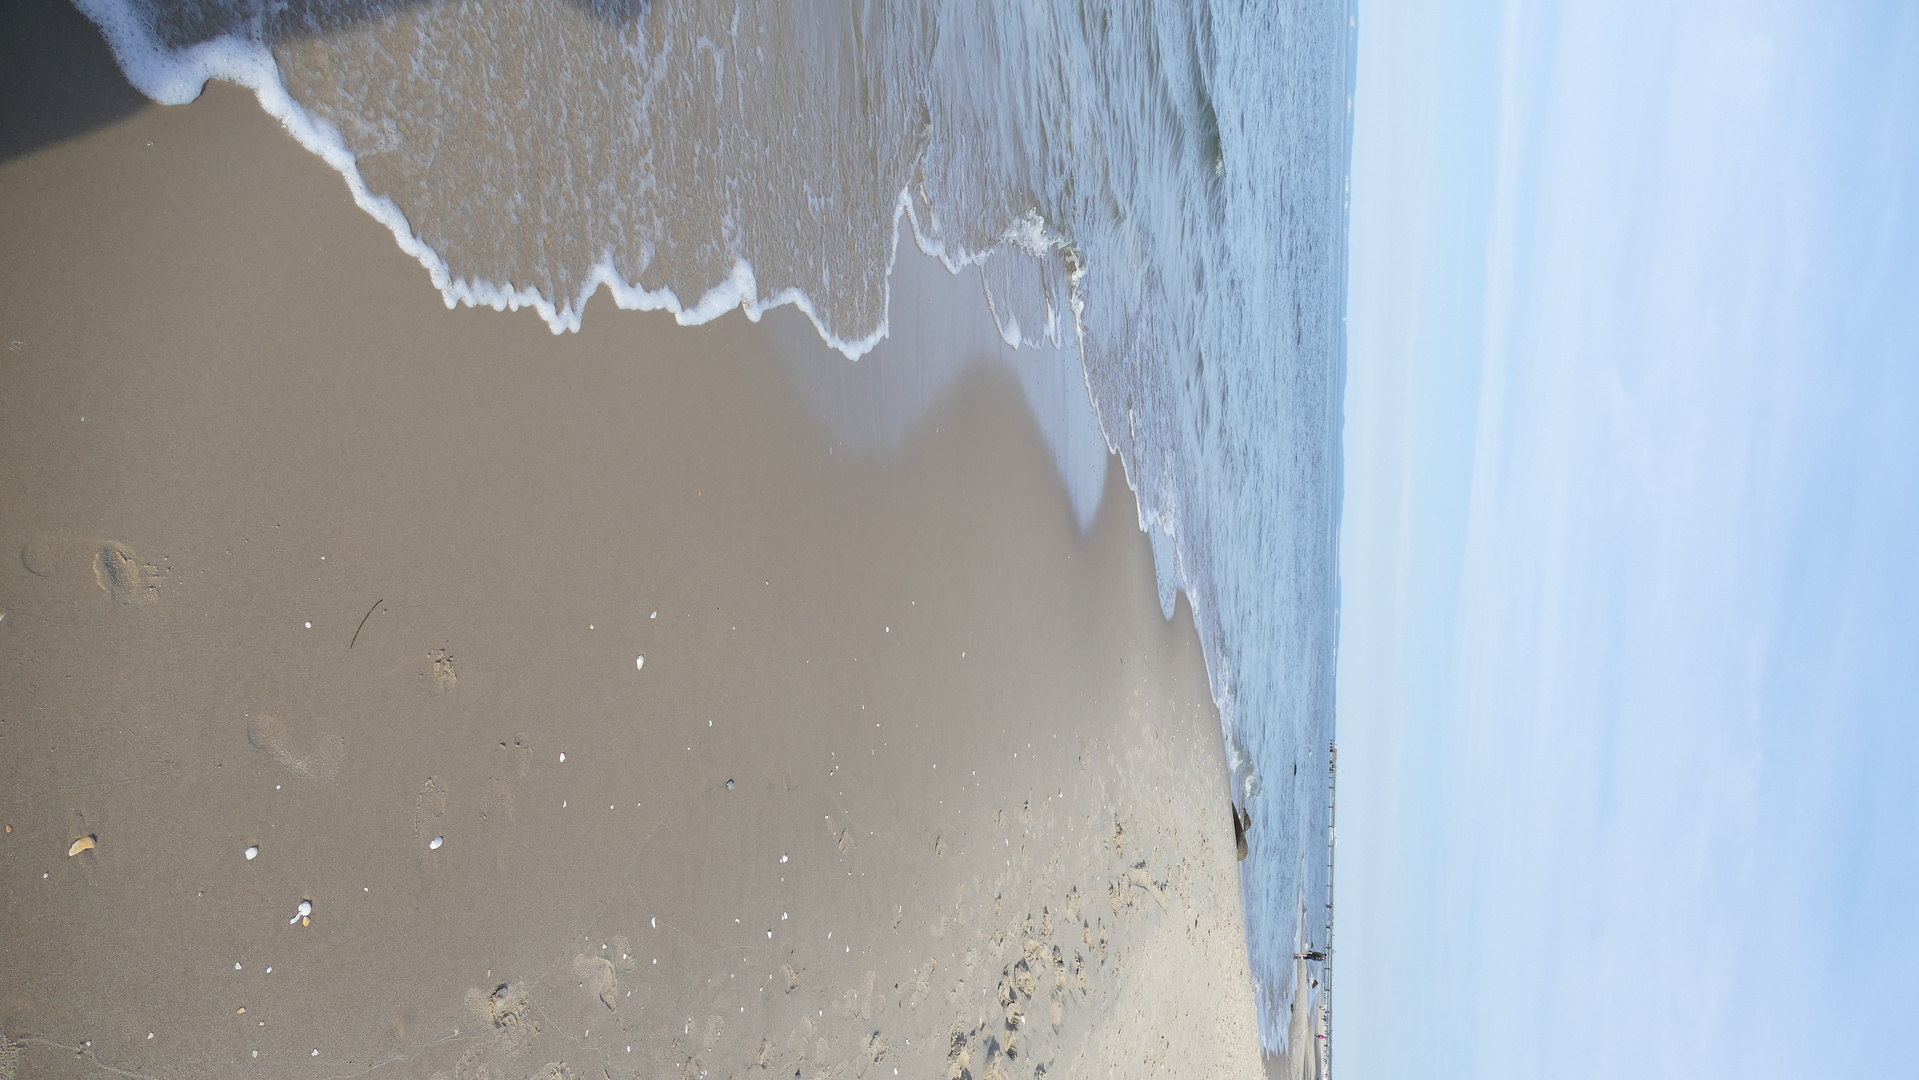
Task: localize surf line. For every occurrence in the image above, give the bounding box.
[350,598,384,649]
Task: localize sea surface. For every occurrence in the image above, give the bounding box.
[77,0,1352,1048]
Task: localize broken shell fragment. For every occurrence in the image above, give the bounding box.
[68,835,96,857]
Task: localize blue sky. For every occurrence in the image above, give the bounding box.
[1337,2,1917,1077]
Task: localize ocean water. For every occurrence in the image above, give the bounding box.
[77,0,1352,1048]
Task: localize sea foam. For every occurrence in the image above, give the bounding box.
[72,0,904,356]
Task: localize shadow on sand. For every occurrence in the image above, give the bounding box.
[1,0,149,163]
[0,0,653,164]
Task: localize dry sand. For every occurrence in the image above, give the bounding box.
[0,11,1268,1080]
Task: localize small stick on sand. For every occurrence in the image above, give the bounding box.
[350,598,384,649]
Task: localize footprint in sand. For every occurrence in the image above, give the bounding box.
[245,714,344,781]
[423,649,457,694]
[487,734,532,824]
[20,533,162,605]
[572,953,619,1010]
[466,983,535,1051]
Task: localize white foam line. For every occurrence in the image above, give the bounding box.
[75,2,880,355]
[75,1,1106,367]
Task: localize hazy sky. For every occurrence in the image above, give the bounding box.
[1337,2,1916,1077]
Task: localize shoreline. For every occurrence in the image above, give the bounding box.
[1262,959,1330,1080]
[1,22,1268,1080]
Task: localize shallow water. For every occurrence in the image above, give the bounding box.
[78,0,1351,1046]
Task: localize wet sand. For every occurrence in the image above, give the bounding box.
[1262,960,1328,1080]
[0,11,1264,1080]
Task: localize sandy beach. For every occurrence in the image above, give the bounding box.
[0,10,1280,1078]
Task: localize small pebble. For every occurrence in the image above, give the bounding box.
[636,655,645,670]
[244,845,259,860]
[429,836,444,850]
[304,621,312,629]
[559,752,566,762]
